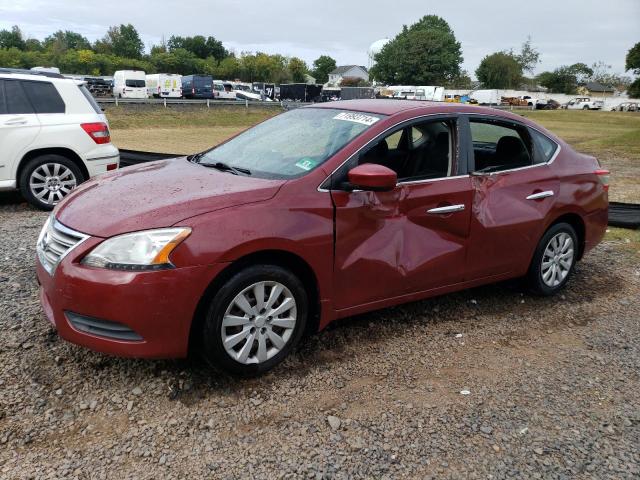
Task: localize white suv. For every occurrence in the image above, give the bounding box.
[0,69,119,210]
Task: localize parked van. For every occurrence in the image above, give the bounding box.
[182,75,214,99]
[146,74,182,98]
[213,80,236,100]
[113,70,146,98]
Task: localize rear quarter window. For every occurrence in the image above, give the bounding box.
[530,129,558,164]
[21,81,65,114]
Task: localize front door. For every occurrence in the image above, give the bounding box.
[330,116,473,310]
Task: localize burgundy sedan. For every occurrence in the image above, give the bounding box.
[36,100,609,375]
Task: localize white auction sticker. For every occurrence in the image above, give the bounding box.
[333,112,380,126]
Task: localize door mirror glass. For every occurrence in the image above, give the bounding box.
[348,164,397,191]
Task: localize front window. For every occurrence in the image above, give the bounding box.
[125,80,145,88]
[197,108,385,179]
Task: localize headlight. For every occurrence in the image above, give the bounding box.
[82,228,191,270]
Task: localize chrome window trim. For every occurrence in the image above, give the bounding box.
[316,110,561,192]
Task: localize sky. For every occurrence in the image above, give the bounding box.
[1,0,638,78]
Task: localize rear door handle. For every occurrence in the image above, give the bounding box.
[526,190,554,200]
[427,204,465,214]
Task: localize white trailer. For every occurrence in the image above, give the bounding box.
[146,74,182,98]
[113,70,146,99]
[470,89,500,105]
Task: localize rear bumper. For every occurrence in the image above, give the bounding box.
[85,144,120,177]
[36,244,227,359]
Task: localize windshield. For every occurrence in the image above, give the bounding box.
[198,108,384,179]
[125,79,145,88]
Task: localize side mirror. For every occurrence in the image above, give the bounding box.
[347,163,397,191]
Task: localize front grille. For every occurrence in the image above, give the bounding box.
[66,311,143,342]
[37,216,88,275]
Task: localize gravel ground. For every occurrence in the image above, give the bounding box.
[1,198,639,479]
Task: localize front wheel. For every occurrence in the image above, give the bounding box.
[19,155,84,210]
[201,265,308,376]
[527,223,578,295]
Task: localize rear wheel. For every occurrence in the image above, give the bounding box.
[583,105,589,110]
[201,265,308,376]
[19,154,84,210]
[527,223,578,295]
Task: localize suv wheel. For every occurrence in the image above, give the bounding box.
[19,154,84,210]
[201,265,308,376]
[527,222,578,295]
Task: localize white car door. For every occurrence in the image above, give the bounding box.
[0,79,41,186]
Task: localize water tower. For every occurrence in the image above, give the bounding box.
[368,38,390,69]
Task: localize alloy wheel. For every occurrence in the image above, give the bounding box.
[29,163,77,206]
[541,232,574,287]
[221,281,297,364]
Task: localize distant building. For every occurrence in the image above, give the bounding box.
[328,65,369,86]
[579,81,615,97]
[304,73,316,85]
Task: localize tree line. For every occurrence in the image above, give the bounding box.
[0,24,338,84]
[1,21,637,96]
[369,15,638,96]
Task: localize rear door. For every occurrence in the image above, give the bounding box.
[465,116,560,280]
[0,79,41,183]
[330,115,473,310]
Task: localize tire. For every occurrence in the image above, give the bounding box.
[583,105,589,110]
[19,154,85,211]
[527,222,578,296]
[201,265,308,376]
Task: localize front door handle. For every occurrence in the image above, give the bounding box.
[427,204,465,214]
[526,190,554,200]
[4,117,27,126]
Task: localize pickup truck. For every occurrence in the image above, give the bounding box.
[563,97,604,110]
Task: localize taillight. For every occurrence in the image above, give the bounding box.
[81,122,111,144]
[595,169,610,192]
[106,163,118,171]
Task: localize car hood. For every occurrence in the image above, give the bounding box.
[56,157,285,238]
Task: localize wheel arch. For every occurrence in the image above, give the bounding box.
[546,212,586,260]
[17,147,89,188]
[188,249,321,355]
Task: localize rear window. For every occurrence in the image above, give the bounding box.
[78,84,103,114]
[21,81,65,114]
[125,79,145,88]
[4,80,34,114]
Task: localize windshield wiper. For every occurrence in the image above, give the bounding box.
[189,151,206,162]
[200,161,251,176]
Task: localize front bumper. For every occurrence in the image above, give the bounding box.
[36,236,227,359]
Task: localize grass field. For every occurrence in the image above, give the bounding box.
[106,107,640,202]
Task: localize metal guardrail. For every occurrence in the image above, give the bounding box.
[96,97,312,108]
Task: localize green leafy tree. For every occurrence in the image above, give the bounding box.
[370,15,462,85]
[536,63,594,94]
[628,79,640,98]
[476,52,523,89]
[625,42,640,74]
[512,36,540,74]
[44,30,91,54]
[168,35,228,60]
[0,25,26,50]
[311,55,336,84]
[24,38,43,52]
[288,57,308,83]
[101,24,144,58]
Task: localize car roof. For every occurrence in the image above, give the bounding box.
[309,99,532,124]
